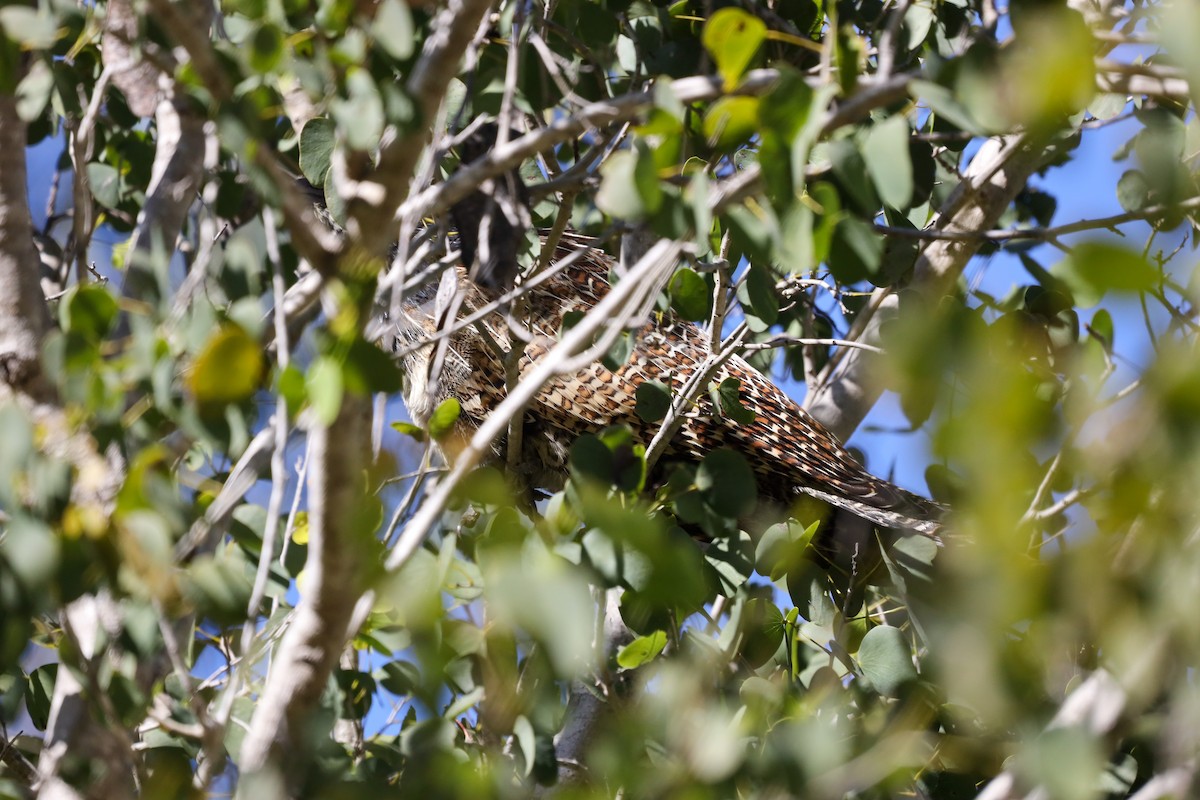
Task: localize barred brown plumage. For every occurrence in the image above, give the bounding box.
[382,232,945,540]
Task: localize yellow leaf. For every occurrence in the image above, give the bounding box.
[188,325,264,406]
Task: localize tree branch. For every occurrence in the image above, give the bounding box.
[804,133,1050,439]
[0,92,53,401]
[238,390,375,780]
[344,0,496,257]
[874,196,1200,243]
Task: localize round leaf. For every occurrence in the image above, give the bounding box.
[829,216,884,284]
[635,380,672,423]
[188,325,265,406]
[697,448,757,518]
[702,96,760,151]
[702,7,766,89]
[248,23,285,73]
[857,625,918,697]
[60,285,118,342]
[371,0,414,60]
[668,267,711,321]
[597,148,662,220]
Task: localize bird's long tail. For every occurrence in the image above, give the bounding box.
[798,480,946,541]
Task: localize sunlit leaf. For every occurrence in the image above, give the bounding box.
[669,267,711,322]
[427,398,461,441]
[702,7,766,89]
[332,68,384,151]
[1051,241,1158,307]
[617,630,668,669]
[597,147,662,220]
[188,325,265,406]
[390,420,426,441]
[1116,170,1149,213]
[372,0,414,60]
[306,355,344,425]
[24,664,57,731]
[857,625,917,697]
[702,96,760,151]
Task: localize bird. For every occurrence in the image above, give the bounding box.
[380,231,945,540]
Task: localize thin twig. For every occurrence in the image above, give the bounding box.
[874,196,1200,243]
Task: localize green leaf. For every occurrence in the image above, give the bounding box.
[668,267,710,321]
[513,715,537,778]
[725,204,777,263]
[484,551,594,677]
[759,68,814,142]
[737,597,784,668]
[372,0,415,60]
[306,355,344,425]
[87,162,121,209]
[597,147,661,220]
[60,285,118,342]
[342,336,404,394]
[828,216,884,284]
[1115,170,1149,213]
[857,625,918,697]
[1050,241,1158,308]
[616,631,668,669]
[427,398,461,441]
[24,664,57,731]
[570,434,612,486]
[697,448,757,518]
[332,68,384,151]
[299,118,336,187]
[863,116,914,210]
[391,420,426,441]
[828,139,878,215]
[1018,727,1106,800]
[378,660,421,695]
[188,325,265,406]
[278,363,307,417]
[755,518,820,581]
[1088,308,1114,348]
[744,263,779,327]
[183,555,255,626]
[0,7,59,49]
[702,96,760,151]
[702,7,766,89]
[248,23,285,73]
[910,79,988,135]
[834,25,864,94]
[635,380,672,424]
[16,57,52,122]
[602,330,635,371]
[712,377,756,425]
[1,516,59,590]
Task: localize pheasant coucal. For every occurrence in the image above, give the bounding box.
[380,232,944,540]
